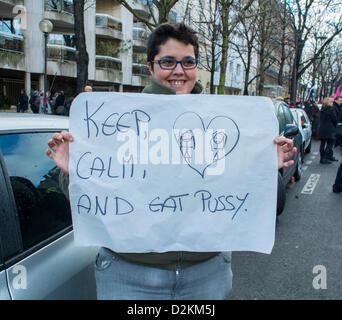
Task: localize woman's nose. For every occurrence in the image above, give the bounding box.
[172,62,185,74]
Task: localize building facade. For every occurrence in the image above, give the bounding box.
[0,0,160,106]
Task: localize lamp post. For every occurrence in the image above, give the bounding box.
[39,19,53,111]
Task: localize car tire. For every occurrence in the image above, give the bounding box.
[305,140,311,153]
[294,151,302,181]
[277,172,286,216]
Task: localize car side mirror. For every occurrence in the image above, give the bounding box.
[284,124,299,137]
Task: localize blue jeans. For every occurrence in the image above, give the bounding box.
[94,247,233,300]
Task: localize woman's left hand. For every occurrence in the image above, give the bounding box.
[274,136,297,169]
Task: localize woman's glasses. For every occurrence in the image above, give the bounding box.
[151,58,199,70]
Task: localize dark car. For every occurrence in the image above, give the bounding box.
[273,101,302,215]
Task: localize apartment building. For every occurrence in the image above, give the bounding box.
[0,0,161,106]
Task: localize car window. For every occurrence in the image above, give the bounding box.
[0,132,72,251]
[277,105,286,133]
[283,105,294,125]
[291,110,299,125]
[299,111,309,126]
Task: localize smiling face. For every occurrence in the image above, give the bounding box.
[148,38,197,95]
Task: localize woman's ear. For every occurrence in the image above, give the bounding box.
[147,61,153,75]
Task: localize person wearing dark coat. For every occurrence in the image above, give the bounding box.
[333,96,342,153]
[55,91,66,110]
[29,90,40,113]
[318,97,338,164]
[333,161,342,193]
[18,89,28,113]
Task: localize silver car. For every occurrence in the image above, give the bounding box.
[290,108,312,155]
[0,113,97,299]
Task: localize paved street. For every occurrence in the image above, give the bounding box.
[226,139,342,300]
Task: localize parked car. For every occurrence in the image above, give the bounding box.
[273,101,302,216]
[290,108,312,157]
[0,113,98,299]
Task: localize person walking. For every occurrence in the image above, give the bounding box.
[29,90,40,113]
[318,97,338,164]
[46,23,297,300]
[333,96,342,155]
[18,89,28,113]
[333,161,342,193]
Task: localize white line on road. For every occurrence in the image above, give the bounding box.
[306,160,312,165]
[302,166,308,171]
[310,156,316,160]
[313,152,318,155]
[301,174,320,194]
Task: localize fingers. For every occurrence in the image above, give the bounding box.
[52,131,74,144]
[45,148,55,160]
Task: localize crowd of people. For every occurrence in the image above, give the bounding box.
[17,86,93,116]
[279,95,342,193]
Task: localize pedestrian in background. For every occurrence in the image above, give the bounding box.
[318,97,338,164]
[84,85,93,92]
[17,89,28,113]
[333,96,342,155]
[55,91,66,112]
[332,161,342,193]
[29,90,40,113]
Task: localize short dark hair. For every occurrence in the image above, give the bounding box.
[147,23,199,68]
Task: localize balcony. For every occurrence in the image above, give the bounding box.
[96,14,123,40]
[0,31,23,52]
[132,63,149,76]
[96,55,122,83]
[0,0,22,16]
[133,24,151,48]
[47,44,76,62]
[44,0,74,33]
[0,31,24,70]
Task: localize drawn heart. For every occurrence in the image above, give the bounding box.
[173,112,240,178]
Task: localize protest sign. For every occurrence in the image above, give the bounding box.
[69,93,278,253]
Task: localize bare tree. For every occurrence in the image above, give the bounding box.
[116,0,180,30]
[286,0,342,102]
[73,0,90,95]
[216,0,256,95]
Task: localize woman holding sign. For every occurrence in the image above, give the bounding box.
[46,23,296,300]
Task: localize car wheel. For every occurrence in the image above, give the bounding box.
[294,151,302,181]
[277,172,286,216]
[305,140,311,153]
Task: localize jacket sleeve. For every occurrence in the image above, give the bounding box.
[330,108,338,126]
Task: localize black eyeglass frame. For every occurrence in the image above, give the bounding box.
[151,58,199,70]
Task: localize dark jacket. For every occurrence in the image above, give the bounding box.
[19,92,28,110]
[333,101,342,123]
[55,94,66,108]
[318,105,338,139]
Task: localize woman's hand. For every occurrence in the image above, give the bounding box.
[46,130,74,174]
[274,136,297,170]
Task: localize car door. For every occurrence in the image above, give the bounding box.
[0,130,98,299]
[299,109,312,148]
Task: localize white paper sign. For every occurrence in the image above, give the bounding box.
[69,93,278,254]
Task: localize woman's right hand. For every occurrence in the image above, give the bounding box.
[46,131,74,174]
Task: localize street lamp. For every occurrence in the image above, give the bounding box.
[39,19,53,111]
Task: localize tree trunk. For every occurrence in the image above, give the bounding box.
[73,0,89,95]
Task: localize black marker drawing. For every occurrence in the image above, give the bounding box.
[179,129,195,163]
[211,131,227,161]
[173,111,240,178]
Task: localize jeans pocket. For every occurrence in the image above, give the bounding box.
[94,249,113,271]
